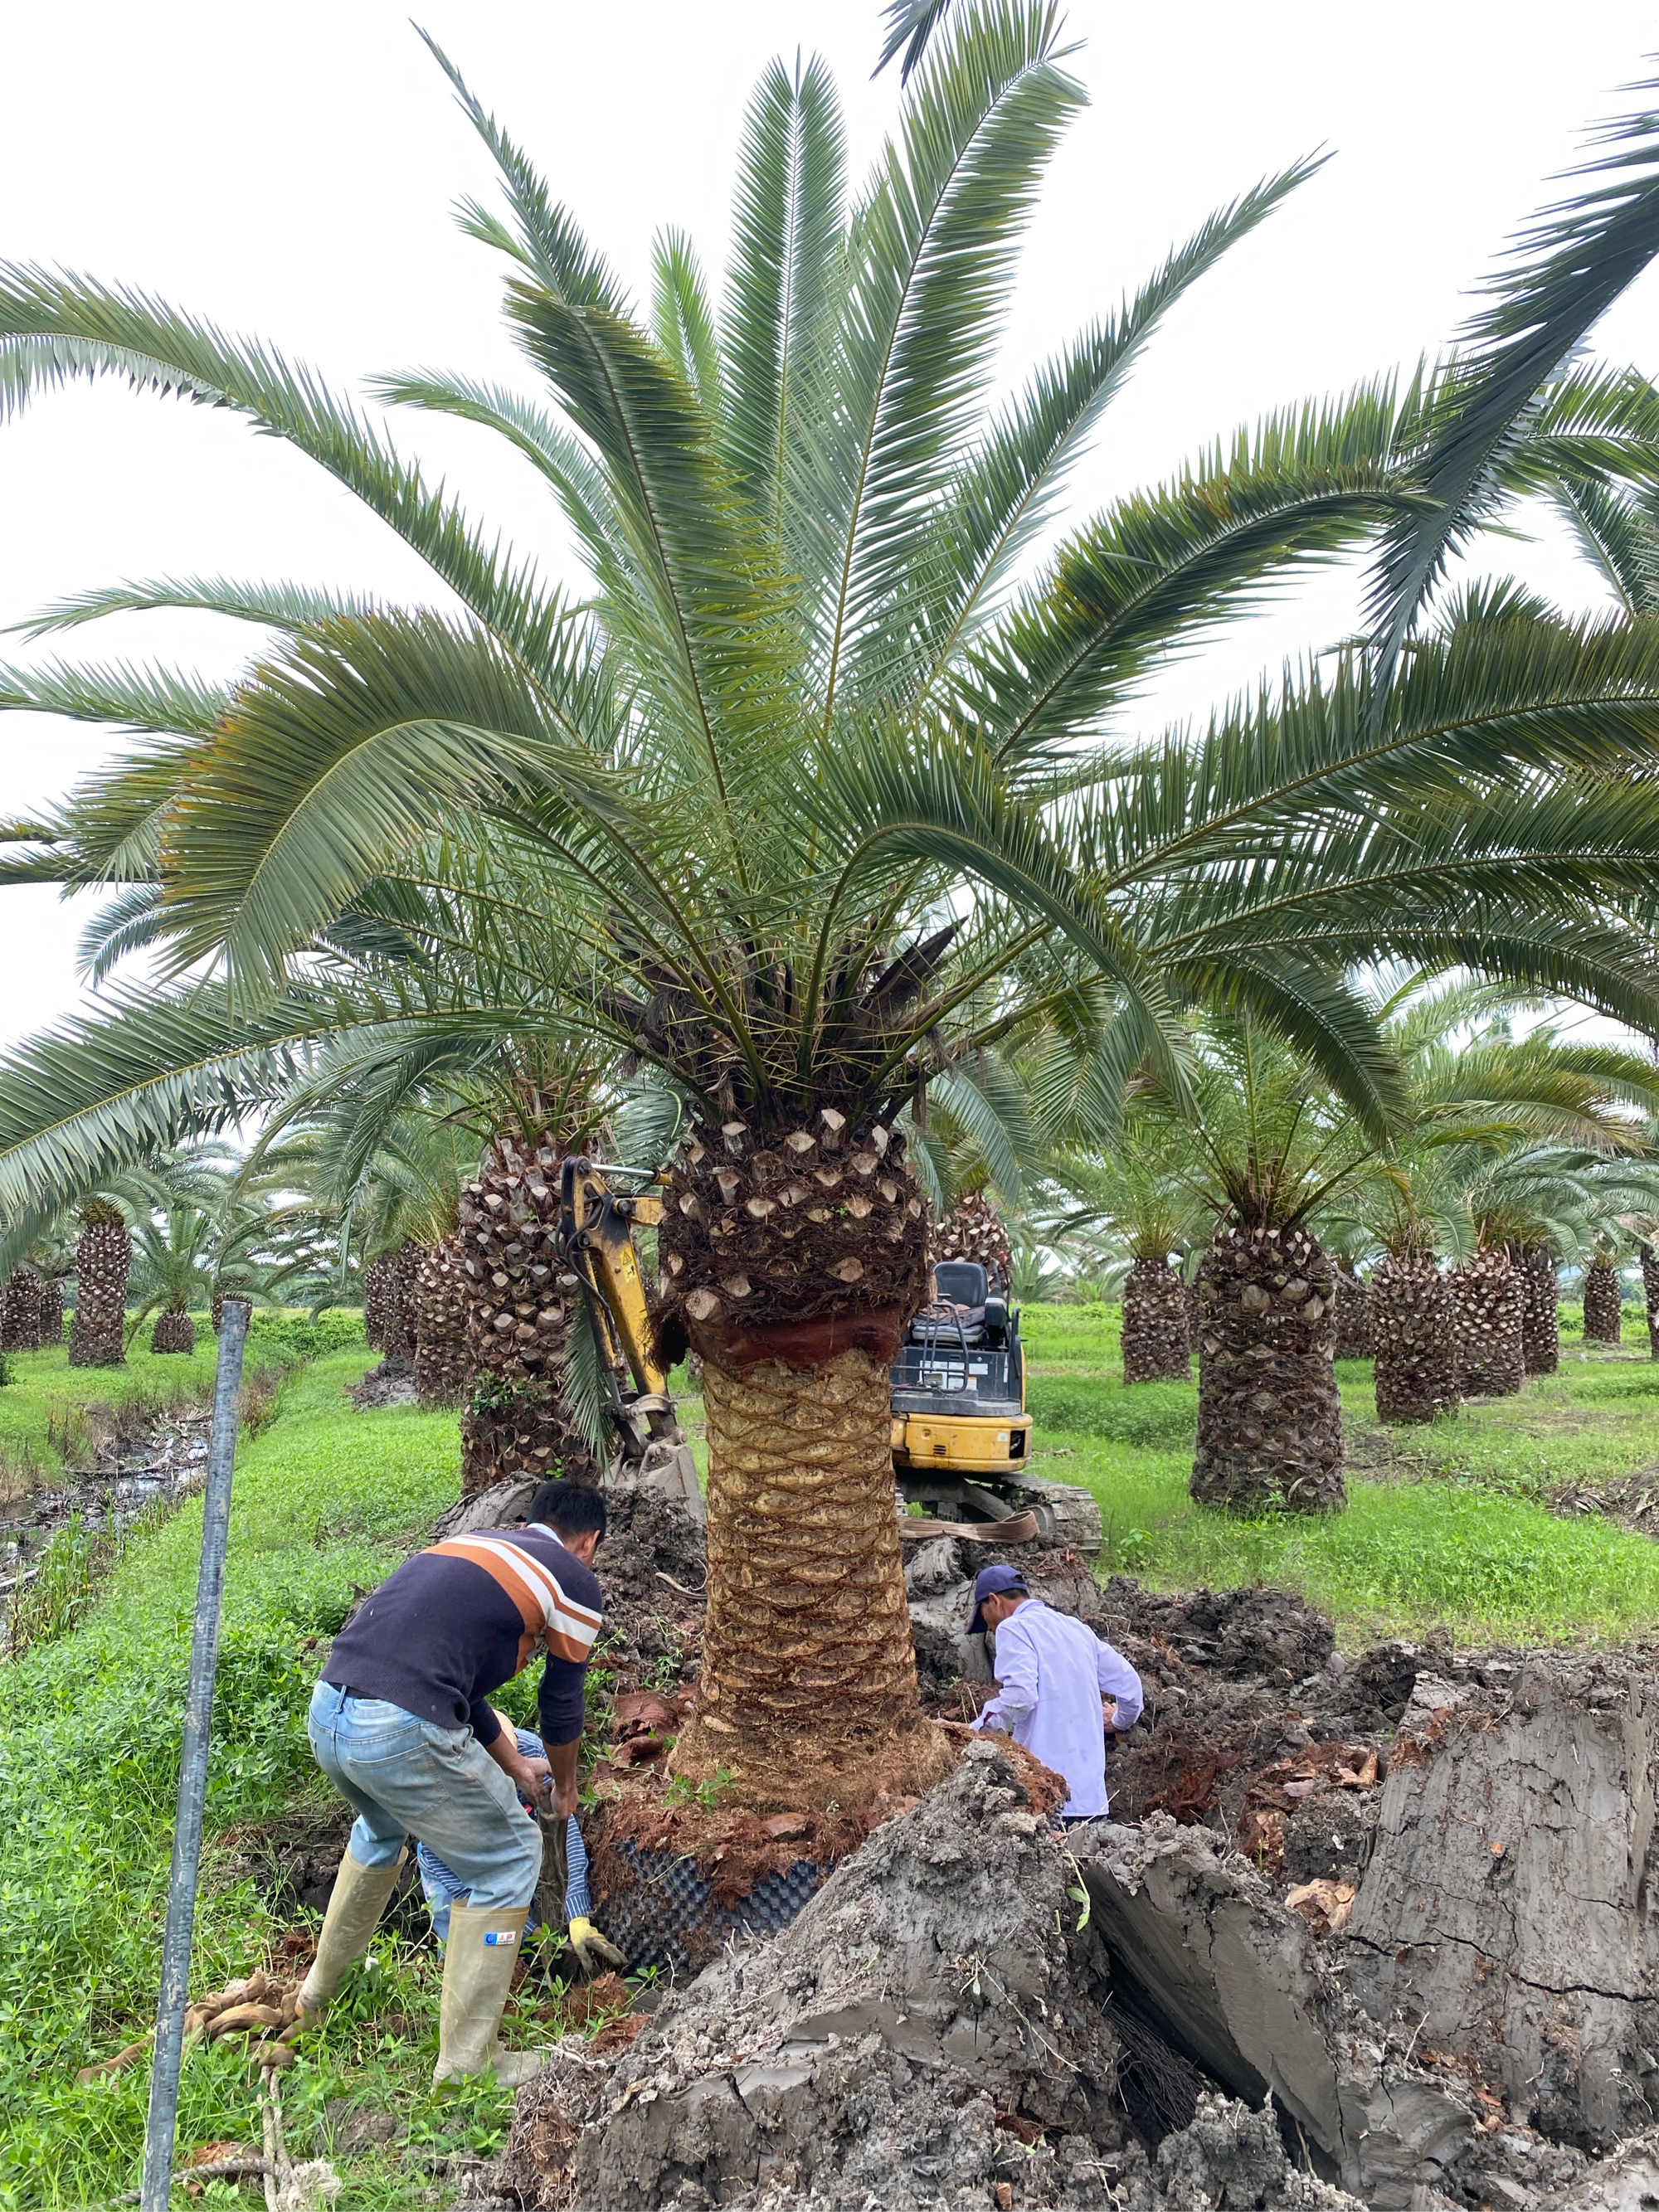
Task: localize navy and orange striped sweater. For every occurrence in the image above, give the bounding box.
[321,1524,604,1748]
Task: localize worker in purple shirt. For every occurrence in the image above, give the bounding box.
[966,1563,1142,1823]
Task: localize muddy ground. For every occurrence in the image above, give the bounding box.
[235,1484,1659,2211]
[445,1512,1659,2212]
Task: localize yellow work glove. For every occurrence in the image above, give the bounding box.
[567,1916,628,1979]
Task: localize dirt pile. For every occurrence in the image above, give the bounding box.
[497,1738,1129,2210]
[1344,1656,1659,2149]
[485,1741,1501,2212]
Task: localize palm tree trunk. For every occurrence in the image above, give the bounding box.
[1,1265,43,1351]
[1371,1252,1458,1423]
[411,1235,473,1406]
[1520,1246,1559,1376]
[656,1107,948,1805]
[362,1254,393,1350]
[1121,1255,1190,1382]
[930,1190,1013,1286]
[1332,1262,1374,1359]
[1584,1259,1623,1345]
[458,1135,601,1493]
[1190,1223,1345,1512]
[151,1305,196,1354]
[692,1347,917,1746]
[1643,1244,1659,1361]
[69,1203,129,1369]
[37,1275,65,1349]
[1448,1247,1524,1398]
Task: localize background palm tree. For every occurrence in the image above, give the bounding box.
[1042,1117,1214,1382]
[67,1199,130,1368]
[3,15,1659,1782]
[1584,1233,1627,1344]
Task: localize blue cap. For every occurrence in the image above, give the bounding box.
[969,1562,1029,1636]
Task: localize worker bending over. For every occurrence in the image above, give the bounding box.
[967,1563,1141,1824]
[298,1480,606,2086]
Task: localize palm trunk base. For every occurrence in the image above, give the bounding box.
[1121,1257,1190,1383]
[1449,1249,1524,1398]
[1190,1226,1345,1514]
[669,1704,957,1819]
[1373,1254,1459,1423]
[150,1309,196,1354]
[460,1394,601,1495]
[679,1348,921,1801]
[1643,1245,1659,1361]
[1584,1261,1624,1345]
[1521,1247,1559,1376]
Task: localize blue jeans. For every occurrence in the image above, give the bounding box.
[308,1680,542,1914]
[415,1728,591,1938]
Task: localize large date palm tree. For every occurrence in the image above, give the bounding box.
[7,16,1659,1791]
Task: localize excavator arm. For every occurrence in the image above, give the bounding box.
[556,1158,703,1518]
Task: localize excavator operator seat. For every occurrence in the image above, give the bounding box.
[932,1260,988,1308]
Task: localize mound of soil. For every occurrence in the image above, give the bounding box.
[489,1742,1489,2212]
[350,1355,419,1409]
[591,1488,708,1679]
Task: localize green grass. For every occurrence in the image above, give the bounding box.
[1019,1300,1659,1645]
[0,1308,368,1486]
[0,1348,499,2210]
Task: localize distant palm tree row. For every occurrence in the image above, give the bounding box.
[991,983,1659,1508]
[4,3,1659,1791]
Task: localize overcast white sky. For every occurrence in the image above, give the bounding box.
[2,1,1656,1048]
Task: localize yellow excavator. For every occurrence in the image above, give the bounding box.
[889,1257,1102,1554]
[560,1161,1101,1556]
[552,1157,703,1519]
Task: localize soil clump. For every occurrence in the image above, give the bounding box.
[467,1554,1659,2210]
[350,1354,419,1409]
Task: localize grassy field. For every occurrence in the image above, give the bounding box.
[0,1343,505,2211]
[1021,1300,1659,1644]
[0,1308,366,1493]
[9,1297,1659,2204]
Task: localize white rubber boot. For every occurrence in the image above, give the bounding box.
[434,1900,550,2088]
[296,1848,405,2022]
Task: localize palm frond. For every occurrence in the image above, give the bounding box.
[1367,77,1659,654]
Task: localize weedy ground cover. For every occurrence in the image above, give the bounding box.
[0,1309,366,1491]
[0,1347,551,2210]
[1022,1302,1659,1642]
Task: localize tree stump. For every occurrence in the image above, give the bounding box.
[1121,1256,1190,1383]
[1190,1223,1345,1513]
[1447,1247,1524,1398]
[1371,1253,1458,1424]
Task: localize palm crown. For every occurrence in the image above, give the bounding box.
[6,11,1659,1265]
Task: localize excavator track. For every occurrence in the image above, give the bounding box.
[1017,1475,1103,1559]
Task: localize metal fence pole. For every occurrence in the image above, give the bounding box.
[140,1296,251,2212]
